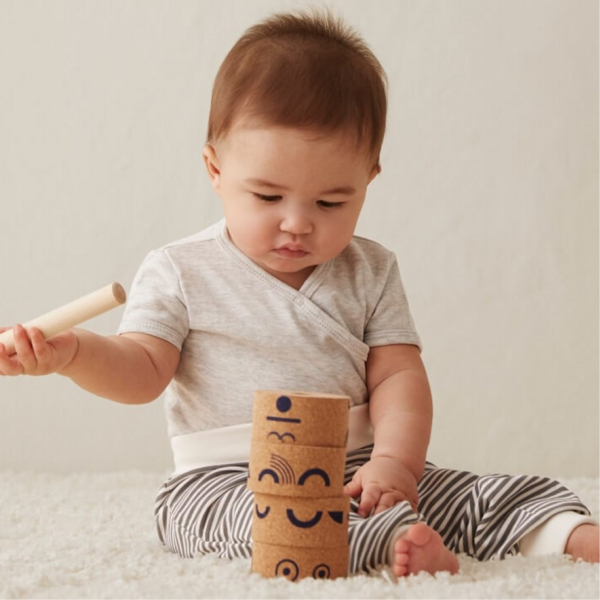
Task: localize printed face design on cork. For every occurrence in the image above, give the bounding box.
[249,391,350,581]
[265,394,299,442]
[249,392,349,497]
[274,557,331,581]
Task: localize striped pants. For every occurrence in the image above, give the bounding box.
[154,444,590,573]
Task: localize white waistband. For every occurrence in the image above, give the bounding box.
[170,403,373,475]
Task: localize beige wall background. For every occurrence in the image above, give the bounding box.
[0,0,597,477]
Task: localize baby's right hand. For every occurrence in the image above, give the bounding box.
[0,325,79,377]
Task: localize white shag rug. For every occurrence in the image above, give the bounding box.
[0,472,598,599]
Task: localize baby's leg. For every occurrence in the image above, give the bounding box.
[155,464,253,559]
[416,462,595,561]
[346,493,460,576]
[345,445,459,576]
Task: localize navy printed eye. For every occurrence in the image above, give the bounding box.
[258,468,279,483]
[266,396,301,424]
[312,563,331,579]
[298,468,331,487]
[286,509,322,528]
[267,431,296,442]
[255,504,270,519]
[277,396,292,412]
[275,558,299,581]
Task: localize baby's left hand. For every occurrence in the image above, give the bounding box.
[344,457,419,517]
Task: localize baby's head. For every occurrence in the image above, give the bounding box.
[203,9,388,289]
[208,8,387,168]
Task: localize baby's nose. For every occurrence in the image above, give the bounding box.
[280,211,313,235]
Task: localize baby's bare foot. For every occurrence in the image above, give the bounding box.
[392,522,460,577]
[565,524,599,563]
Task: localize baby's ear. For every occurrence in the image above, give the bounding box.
[368,163,381,184]
[202,144,221,190]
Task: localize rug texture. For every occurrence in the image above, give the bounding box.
[0,472,598,599]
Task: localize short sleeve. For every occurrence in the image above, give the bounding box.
[363,253,422,351]
[117,250,189,350]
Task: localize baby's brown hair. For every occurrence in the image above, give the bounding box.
[206,9,388,168]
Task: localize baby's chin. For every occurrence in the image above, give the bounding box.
[259,260,318,288]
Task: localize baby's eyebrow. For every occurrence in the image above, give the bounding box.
[244,178,356,196]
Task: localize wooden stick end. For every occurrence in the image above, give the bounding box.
[112,283,127,305]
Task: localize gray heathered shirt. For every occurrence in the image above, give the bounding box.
[118,219,421,438]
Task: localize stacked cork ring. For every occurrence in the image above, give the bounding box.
[248,390,351,581]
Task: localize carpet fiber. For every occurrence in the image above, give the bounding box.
[0,472,598,599]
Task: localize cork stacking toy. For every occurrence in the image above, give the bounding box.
[249,390,350,581]
[0,283,126,356]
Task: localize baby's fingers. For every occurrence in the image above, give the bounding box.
[373,491,415,515]
[29,327,53,363]
[357,483,382,518]
[12,324,38,372]
[344,477,363,499]
[0,339,24,376]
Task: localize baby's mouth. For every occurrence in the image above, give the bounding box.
[274,245,309,259]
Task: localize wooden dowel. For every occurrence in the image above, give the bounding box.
[0,283,126,356]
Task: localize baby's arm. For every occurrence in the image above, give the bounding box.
[0,326,179,405]
[344,344,432,516]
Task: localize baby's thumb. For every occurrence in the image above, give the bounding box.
[344,477,362,498]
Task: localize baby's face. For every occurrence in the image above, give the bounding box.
[203,125,378,289]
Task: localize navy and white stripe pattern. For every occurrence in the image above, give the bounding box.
[154,444,591,572]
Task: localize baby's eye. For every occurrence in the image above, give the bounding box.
[254,193,282,202]
[317,200,344,209]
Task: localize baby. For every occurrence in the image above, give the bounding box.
[0,9,597,577]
